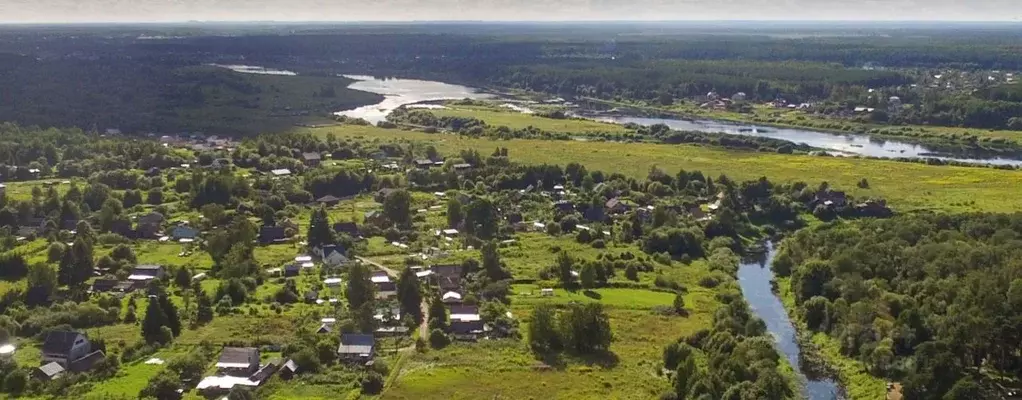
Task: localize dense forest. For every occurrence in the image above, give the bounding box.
[774,213,1022,399]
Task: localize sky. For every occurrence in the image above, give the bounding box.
[0,0,1020,23]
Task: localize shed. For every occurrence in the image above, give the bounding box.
[338,333,375,362]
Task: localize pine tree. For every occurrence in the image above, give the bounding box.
[446,198,463,229]
[158,294,182,337]
[307,207,334,248]
[142,297,169,343]
[346,263,375,311]
[481,241,509,281]
[397,267,423,323]
[196,288,214,325]
[427,293,448,331]
[70,237,95,286]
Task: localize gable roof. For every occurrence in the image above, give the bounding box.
[338,334,374,355]
[333,222,359,235]
[42,331,84,355]
[259,226,286,242]
[91,279,120,292]
[68,350,106,372]
[171,226,199,238]
[217,347,259,368]
[38,362,65,378]
[282,359,298,373]
[302,152,322,161]
[449,304,479,316]
[317,195,341,203]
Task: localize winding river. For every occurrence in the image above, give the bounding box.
[739,243,843,400]
[216,65,1022,166]
[589,115,1022,166]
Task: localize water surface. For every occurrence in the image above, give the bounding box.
[737,243,842,400]
[592,115,1022,166]
[210,64,297,76]
[335,75,493,124]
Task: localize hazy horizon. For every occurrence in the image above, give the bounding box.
[1,0,1021,24]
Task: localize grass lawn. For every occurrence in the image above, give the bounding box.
[383,290,710,400]
[302,124,1022,213]
[431,105,629,134]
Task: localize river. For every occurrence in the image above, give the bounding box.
[591,115,1022,166]
[334,75,494,124]
[216,66,1022,166]
[738,243,842,400]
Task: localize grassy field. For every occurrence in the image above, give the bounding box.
[431,105,629,134]
[383,288,708,400]
[302,124,1022,213]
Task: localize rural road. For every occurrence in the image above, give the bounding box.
[356,256,430,338]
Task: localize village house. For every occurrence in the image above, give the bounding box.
[259,225,287,244]
[279,360,299,380]
[448,304,484,341]
[301,152,322,167]
[216,347,261,377]
[431,264,463,292]
[371,271,397,298]
[128,264,165,282]
[321,245,350,267]
[453,163,472,172]
[814,190,848,208]
[337,333,375,363]
[270,168,292,177]
[333,221,359,236]
[90,279,120,293]
[283,263,301,277]
[34,362,64,381]
[41,331,92,368]
[553,200,575,213]
[414,159,434,169]
[363,210,386,227]
[605,198,629,214]
[316,194,341,207]
[170,225,200,241]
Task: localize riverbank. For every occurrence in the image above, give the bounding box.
[579,97,1022,154]
[774,275,888,400]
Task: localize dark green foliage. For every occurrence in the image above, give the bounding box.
[346,263,375,311]
[558,303,613,355]
[382,189,412,227]
[446,198,463,229]
[397,267,424,323]
[779,213,1022,398]
[307,207,335,249]
[428,293,449,331]
[528,303,560,354]
[139,370,181,400]
[429,328,450,349]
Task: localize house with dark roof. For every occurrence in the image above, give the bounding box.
[453,163,472,172]
[68,349,106,373]
[553,200,575,213]
[337,334,375,362]
[414,159,434,169]
[41,331,92,368]
[216,347,260,377]
[316,195,341,206]
[91,279,119,293]
[109,219,136,238]
[449,320,485,341]
[332,222,359,236]
[259,226,287,244]
[605,198,629,214]
[302,152,322,167]
[249,359,281,383]
[431,264,463,291]
[814,190,848,208]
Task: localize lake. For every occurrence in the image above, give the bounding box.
[334,75,493,124]
[738,243,843,400]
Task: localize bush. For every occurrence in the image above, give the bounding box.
[698,275,720,288]
[429,329,450,349]
[361,371,385,394]
[591,239,606,249]
[3,369,27,395]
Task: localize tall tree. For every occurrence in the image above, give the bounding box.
[528,303,560,354]
[427,292,449,331]
[382,189,412,227]
[464,197,497,239]
[446,198,463,229]
[307,207,334,249]
[481,241,510,281]
[397,267,424,323]
[25,263,57,306]
[142,296,170,343]
[346,263,375,311]
[557,251,575,289]
[157,294,182,337]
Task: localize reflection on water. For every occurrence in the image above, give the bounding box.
[591,115,1022,166]
[210,64,297,76]
[738,243,842,400]
[334,75,493,124]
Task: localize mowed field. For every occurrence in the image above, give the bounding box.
[302,123,1022,213]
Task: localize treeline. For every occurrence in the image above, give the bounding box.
[774,213,1022,399]
[489,60,911,104]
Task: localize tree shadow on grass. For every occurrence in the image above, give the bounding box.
[569,350,620,369]
[582,290,602,300]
